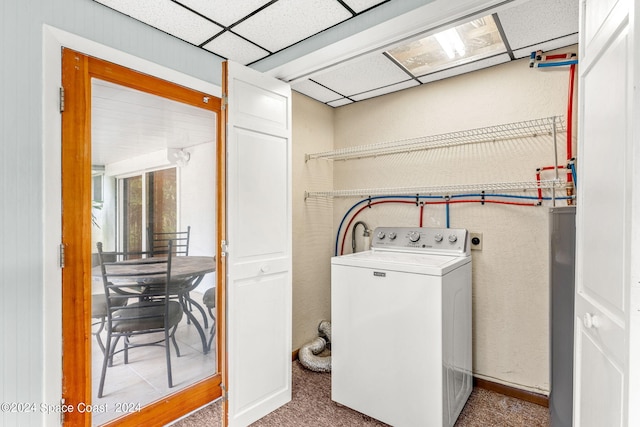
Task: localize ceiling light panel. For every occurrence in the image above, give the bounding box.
[177,0,274,27]
[94,0,223,45]
[291,80,344,103]
[203,31,270,64]
[386,15,506,77]
[418,53,510,84]
[497,0,578,51]
[232,0,352,53]
[312,54,413,97]
[351,79,419,101]
[342,0,387,13]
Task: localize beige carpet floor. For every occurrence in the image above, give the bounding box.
[172,361,549,426]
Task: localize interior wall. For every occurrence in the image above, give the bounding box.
[327,46,578,394]
[0,0,222,425]
[291,92,335,351]
[180,141,217,290]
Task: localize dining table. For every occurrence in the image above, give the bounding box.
[92,255,216,354]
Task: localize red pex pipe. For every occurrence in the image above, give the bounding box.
[536,165,567,199]
[567,64,575,181]
[540,165,566,171]
[566,63,576,204]
[543,53,574,60]
[339,199,538,255]
[340,200,414,255]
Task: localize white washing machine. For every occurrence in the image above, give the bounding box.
[331,226,473,427]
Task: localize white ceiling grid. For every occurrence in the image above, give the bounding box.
[202,31,270,65]
[232,0,352,53]
[497,0,580,58]
[178,0,274,26]
[418,53,511,84]
[312,53,413,97]
[94,0,223,45]
[92,0,579,106]
[343,0,391,13]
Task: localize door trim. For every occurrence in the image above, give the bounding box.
[61,49,223,426]
[43,28,224,425]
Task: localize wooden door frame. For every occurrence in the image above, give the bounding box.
[61,48,223,426]
[219,62,229,427]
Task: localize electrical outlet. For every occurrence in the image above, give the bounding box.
[470,232,483,250]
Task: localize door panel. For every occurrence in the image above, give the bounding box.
[579,28,628,316]
[231,79,289,133]
[234,129,288,261]
[575,320,624,426]
[62,49,223,426]
[234,273,290,410]
[224,60,292,427]
[574,0,632,425]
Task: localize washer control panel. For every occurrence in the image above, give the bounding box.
[371,227,470,256]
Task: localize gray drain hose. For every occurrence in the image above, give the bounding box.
[299,321,331,372]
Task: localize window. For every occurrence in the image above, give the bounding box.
[120,167,177,254]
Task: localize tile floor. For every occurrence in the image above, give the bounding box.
[91,291,217,426]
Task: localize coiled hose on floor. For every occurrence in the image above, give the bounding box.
[299,321,332,372]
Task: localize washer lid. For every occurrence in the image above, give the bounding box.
[331,250,470,275]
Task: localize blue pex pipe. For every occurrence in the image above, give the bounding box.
[446,202,450,228]
[534,60,579,68]
[334,195,439,255]
[334,194,575,255]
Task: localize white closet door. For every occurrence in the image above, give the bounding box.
[574,0,633,425]
[224,61,292,427]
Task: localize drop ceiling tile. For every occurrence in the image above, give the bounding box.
[291,80,344,103]
[512,34,579,59]
[351,79,419,101]
[497,0,578,51]
[203,31,270,64]
[94,0,223,45]
[313,54,412,97]
[178,0,274,27]
[418,53,511,84]
[232,0,352,53]
[342,0,387,13]
[328,98,354,107]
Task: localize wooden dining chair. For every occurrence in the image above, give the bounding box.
[96,241,184,398]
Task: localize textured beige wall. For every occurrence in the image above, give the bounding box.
[292,46,577,394]
[291,92,335,351]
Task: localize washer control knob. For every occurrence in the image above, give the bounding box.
[408,231,421,242]
[377,231,386,240]
[448,234,458,243]
[434,233,443,243]
[388,232,397,240]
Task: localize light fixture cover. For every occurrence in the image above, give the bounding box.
[386,15,507,77]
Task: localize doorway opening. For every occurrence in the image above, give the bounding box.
[61,48,223,426]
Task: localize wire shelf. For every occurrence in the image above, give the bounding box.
[304,179,568,199]
[305,116,566,161]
